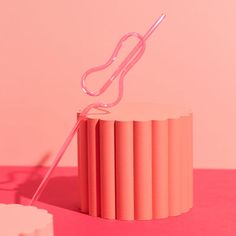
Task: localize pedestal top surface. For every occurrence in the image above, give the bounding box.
[82,103,191,121]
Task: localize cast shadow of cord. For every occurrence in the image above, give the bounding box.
[0,153,50,189]
[1,152,81,212]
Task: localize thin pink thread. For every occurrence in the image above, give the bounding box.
[29,14,166,205]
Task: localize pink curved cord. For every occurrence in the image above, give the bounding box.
[29,14,166,205]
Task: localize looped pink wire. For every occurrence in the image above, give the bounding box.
[81,32,145,98]
[29,14,166,205]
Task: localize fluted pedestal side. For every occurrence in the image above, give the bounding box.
[77,103,193,220]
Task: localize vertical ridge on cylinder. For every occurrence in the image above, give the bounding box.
[99,120,116,219]
[77,114,81,211]
[188,114,193,208]
[115,121,134,220]
[87,119,100,216]
[168,118,181,216]
[95,122,101,216]
[180,116,189,212]
[78,118,89,213]
[134,121,152,220]
[152,120,169,218]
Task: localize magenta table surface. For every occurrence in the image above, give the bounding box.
[0,166,236,236]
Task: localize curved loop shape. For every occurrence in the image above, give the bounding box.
[81,32,145,97]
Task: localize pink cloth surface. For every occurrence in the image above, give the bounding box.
[0,166,236,236]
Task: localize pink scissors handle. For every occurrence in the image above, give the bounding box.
[29,14,166,205]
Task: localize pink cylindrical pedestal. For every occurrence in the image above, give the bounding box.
[77,103,193,220]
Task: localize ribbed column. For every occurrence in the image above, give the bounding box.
[168,118,182,216]
[152,120,169,218]
[99,120,116,219]
[115,121,134,220]
[77,118,88,214]
[134,121,152,220]
[187,114,193,208]
[77,114,81,211]
[87,119,100,217]
[180,116,190,212]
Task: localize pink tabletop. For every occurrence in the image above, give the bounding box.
[0,166,236,236]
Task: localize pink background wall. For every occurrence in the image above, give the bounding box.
[0,1,235,168]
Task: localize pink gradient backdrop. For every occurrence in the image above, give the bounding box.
[0,1,235,168]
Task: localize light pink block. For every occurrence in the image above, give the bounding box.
[0,204,54,236]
